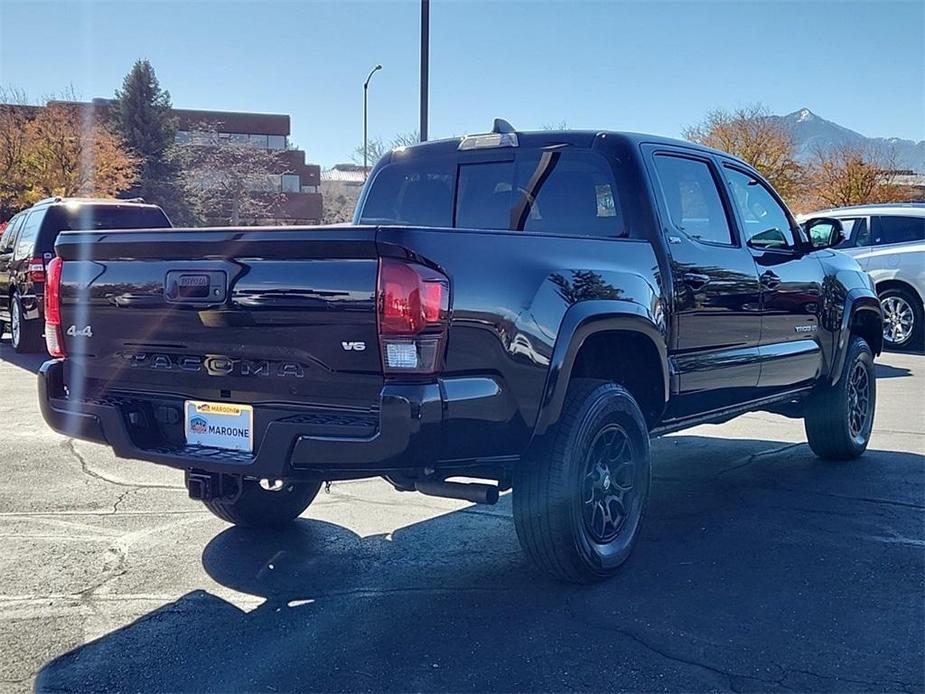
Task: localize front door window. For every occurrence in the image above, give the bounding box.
[722,167,795,250]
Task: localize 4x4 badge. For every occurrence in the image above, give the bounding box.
[66,325,93,338]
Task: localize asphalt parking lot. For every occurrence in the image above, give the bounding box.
[0,342,922,694]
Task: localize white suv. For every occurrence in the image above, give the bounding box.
[801,204,924,350]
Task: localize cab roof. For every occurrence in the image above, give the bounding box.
[385,123,735,165]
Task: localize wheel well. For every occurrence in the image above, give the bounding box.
[850,308,883,355]
[876,279,924,307]
[570,331,665,429]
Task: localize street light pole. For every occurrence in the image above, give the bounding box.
[419,0,429,142]
[363,64,382,177]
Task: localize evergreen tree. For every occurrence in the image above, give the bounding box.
[111,59,176,161]
[111,60,199,224]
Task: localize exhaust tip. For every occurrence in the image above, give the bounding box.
[259,479,285,492]
[414,479,499,505]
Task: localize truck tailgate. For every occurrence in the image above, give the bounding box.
[54,226,383,411]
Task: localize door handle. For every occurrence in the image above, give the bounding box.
[760,271,781,289]
[682,273,710,290]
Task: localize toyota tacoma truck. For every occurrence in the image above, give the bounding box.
[38,121,882,583]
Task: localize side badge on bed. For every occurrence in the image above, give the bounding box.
[66,325,93,338]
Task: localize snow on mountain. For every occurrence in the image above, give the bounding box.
[770,108,925,173]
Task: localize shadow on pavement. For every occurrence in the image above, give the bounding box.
[876,362,913,379]
[0,339,47,374]
[35,436,925,693]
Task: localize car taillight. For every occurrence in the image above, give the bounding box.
[377,257,449,374]
[44,256,65,358]
[29,257,45,283]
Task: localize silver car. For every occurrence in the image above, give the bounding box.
[800,204,925,350]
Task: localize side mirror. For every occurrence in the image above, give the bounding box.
[746,227,792,250]
[803,217,845,249]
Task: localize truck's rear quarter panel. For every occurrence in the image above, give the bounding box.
[378,226,665,460]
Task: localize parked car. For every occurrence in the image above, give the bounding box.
[799,204,925,350]
[38,123,882,583]
[0,197,171,352]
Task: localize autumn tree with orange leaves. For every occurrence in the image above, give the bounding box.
[805,143,912,209]
[683,104,805,203]
[0,91,138,218]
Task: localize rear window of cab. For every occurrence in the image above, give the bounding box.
[37,205,171,253]
[359,148,628,238]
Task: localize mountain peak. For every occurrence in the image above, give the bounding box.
[771,108,924,173]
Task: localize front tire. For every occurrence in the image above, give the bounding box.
[880,286,923,351]
[513,380,651,583]
[202,479,322,527]
[804,336,876,460]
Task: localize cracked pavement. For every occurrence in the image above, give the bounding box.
[0,343,922,693]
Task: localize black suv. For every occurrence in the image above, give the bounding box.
[0,198,171,352]
[38,124,882,582]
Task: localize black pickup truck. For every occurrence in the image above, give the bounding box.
[38,122,882,582]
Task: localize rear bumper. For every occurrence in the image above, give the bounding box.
[38,358,443,479]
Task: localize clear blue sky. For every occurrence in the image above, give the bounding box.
[1,0,922,167]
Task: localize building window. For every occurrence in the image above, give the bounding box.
[281,174,301,193]
[191,130,217,145]
[301,185,319,194]
[248,134,269,149]
[244,174,280,193]
[268,135,286,150]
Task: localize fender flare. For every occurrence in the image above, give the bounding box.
[831,288,882,386]
[532,300,669,437]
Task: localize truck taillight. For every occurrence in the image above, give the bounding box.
[377,258,449,374]
[44,256,65,358]
[29,257,45,283]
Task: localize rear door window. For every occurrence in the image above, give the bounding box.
[652,154,733,245]
[871,215,925,246]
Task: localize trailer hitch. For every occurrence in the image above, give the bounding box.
[185,470,241,502]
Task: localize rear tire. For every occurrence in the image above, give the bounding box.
[202,479,322,527]
[10,295,43,354]
[513,379,651,583]
[804,336,876,460]
[879,286,923,351]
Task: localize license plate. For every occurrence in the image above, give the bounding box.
[184,400,254,452]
